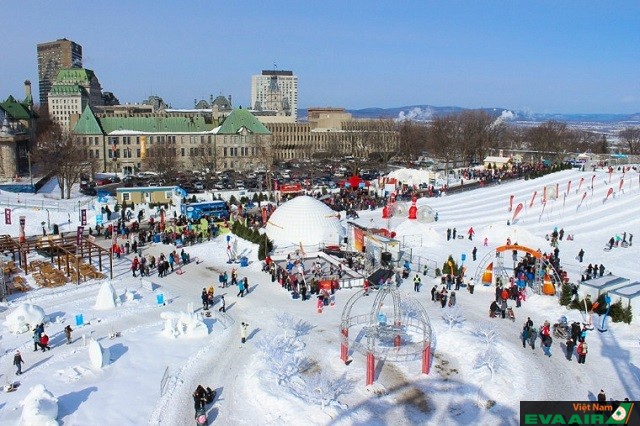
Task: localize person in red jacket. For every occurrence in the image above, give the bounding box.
[131,256,140,277]
[577,341,588,364]
[39,334,51,352]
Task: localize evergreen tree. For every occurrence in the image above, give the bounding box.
[609,299,624,323]
[560,283,573,306]
[622,303,633,324]
[442,255,459,275]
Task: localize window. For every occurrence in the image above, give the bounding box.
[122,193,131,201]
[181,148,185,156]
[164,191,172,198]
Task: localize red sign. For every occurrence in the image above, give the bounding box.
[4,208,10,225]
[81,209,87,226]
[279,183,303,193]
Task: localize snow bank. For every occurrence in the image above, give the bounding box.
[88,339,110,369]
[20,384,59,426]
[388,169,436,186]
[478,223,547,249]
[160,311,208,338]
[393,219,442,247]
[4,304,48,334]
[94,281,119,310]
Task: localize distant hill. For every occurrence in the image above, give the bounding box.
[297,105,640,124]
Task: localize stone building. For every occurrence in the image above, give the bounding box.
[0,81,37,180]
[72,106,271,174]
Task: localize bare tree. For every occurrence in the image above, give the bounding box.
[458,110,499,166]
[142,145,180,181]
[427,114,460,173]
[396,120,428,162]
[524,120,572,161]
[33,123,92,199]
[619,127,640,154]
[191,142,217,173]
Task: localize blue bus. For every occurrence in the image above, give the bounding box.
[181,201,229,221]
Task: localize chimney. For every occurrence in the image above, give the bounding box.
[24,80,32,97]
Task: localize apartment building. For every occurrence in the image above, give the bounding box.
[37,38,82,112]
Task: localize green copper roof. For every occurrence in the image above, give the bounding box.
[216,108,271,135]
[55,68,96,84]
[100,115,215,134]
[49,84,86,95]
[0,96,33,120]
[73,106,104,134]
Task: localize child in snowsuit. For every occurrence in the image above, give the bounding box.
[64,325,73,344]
[193,385,207,410]
[241,322,249,343]
[577,341,588,364]
[521,324,531,348]
[40,334,51,351]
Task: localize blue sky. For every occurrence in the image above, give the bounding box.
[2,1,639,114]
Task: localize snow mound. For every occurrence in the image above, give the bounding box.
[393,220,442,247]
[94,281,119,310]
[88,339,110,369]
[478,223,547,249]
[388,169,434,186]
[160,311,208,338]
[4,304,48,334]
[20,384,59,426]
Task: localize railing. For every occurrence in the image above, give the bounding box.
[1,196,94,213]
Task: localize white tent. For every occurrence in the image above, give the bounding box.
[608,282,640,319]
[578,275,630,300]
[265,196,344,248]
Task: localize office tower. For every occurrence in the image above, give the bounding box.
[251,70,298,121]
[37,38,83,111]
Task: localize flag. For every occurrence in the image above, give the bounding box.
[566,180,571,196]
[509,195,514,212]
[512,203,524,222]
[529,191,537,208]
[604,187,614,203]
[577,191,587,209]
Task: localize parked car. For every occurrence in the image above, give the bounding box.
[193,181,205,191]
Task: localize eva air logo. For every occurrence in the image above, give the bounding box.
[607,403,634,424]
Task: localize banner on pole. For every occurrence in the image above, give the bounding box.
[77,226,85,246]
[4,208,11,225]
[81,209,87,226]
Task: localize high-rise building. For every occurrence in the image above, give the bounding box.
[251,70,298,121]
[37,38,83,112]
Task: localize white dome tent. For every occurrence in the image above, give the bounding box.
[265,196,344,249]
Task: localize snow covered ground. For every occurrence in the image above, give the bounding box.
[1,167,639,425]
